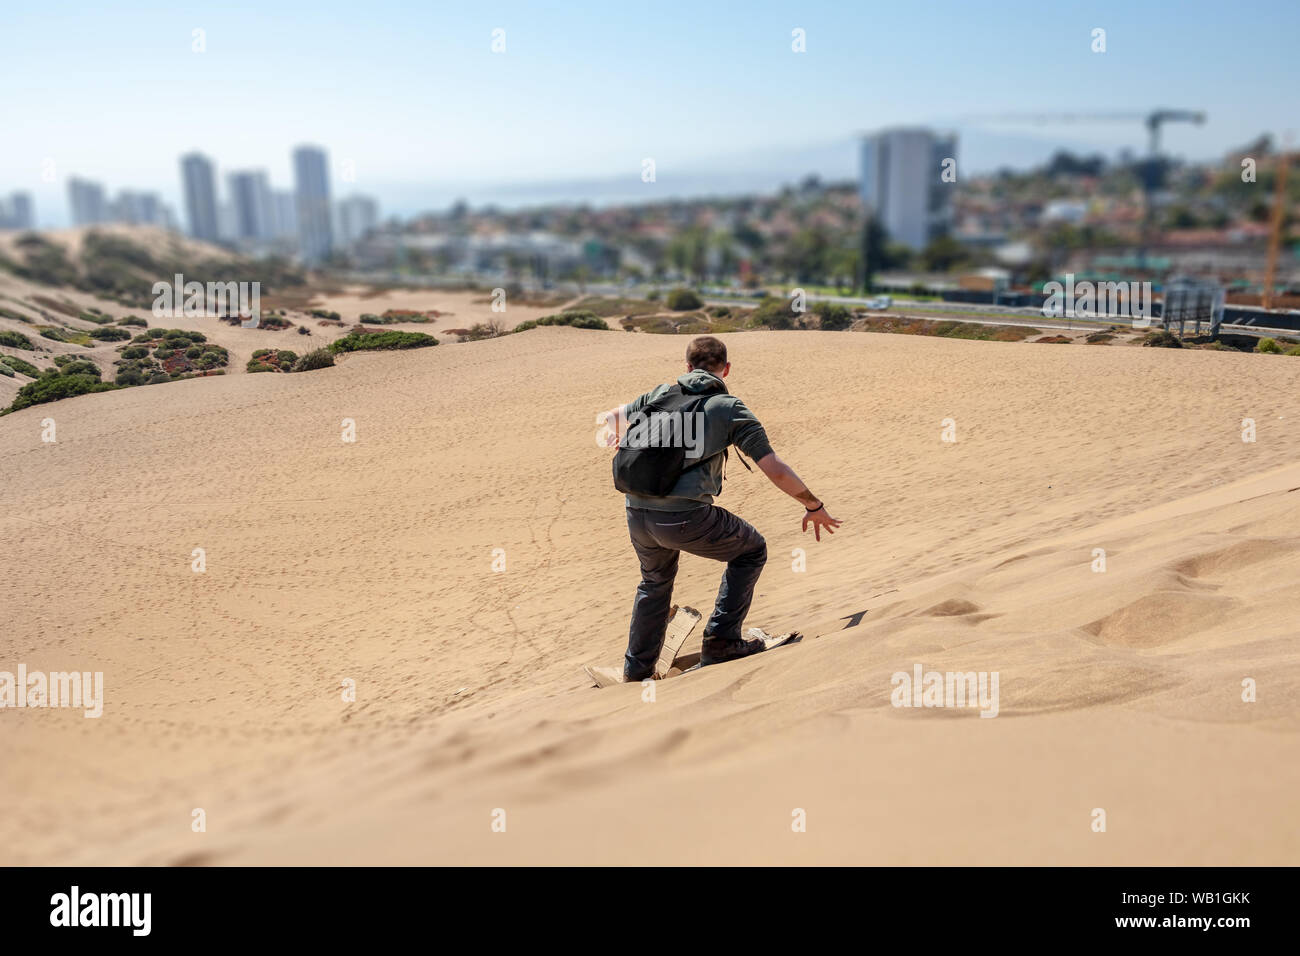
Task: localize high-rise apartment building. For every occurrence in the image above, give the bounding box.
[0,192,34,230]
[68,178,108,226]
[859,128,958,250]
[293,146,333,262]
[180,152,220,243]
[228,170,273,241]
[336,195,379,247]
[270,190,298,242]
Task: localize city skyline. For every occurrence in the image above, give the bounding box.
[42,145,382,260]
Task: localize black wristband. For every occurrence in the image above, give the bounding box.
[805,503,825,514]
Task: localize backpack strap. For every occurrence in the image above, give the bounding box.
[720,447,753,482]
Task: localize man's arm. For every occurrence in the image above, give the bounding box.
[595,404,627,447]
[598,386,666,447]
[754,452,842,541]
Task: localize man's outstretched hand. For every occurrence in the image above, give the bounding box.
[753,452,841,540]
[802,505,842,541]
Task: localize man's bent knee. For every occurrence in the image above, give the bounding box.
[737,536,766,567]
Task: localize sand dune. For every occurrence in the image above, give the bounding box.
[0,229,573,404]
[2,327,1298,864]
[0,224,237,266]
[302,285,571,332]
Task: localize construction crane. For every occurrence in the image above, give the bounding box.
[1262,145,1291,311]
[973,109,1204,154]
[965,109,1207,269]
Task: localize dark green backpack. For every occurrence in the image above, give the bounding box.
[612,385,718,496]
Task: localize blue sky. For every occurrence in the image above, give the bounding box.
[3,0,1298,224]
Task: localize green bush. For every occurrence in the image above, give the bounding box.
[1,355,41,377]
[139,328,205,346]
[90,326,131,341]
[59,360,101,378]
[748,296,799,330]
[246,349,298,373]
[40,326,91,344]
[79,311,115,325]
[0,330,36,350]
[329,330,439,353]
[8,373,118,411]
[1286,346,1300,357]
[513,311,610,333]
[1257,338,1282,354]
[119,346,149,360]
[117,316,148,327]
[291,348,335,372]
[193,353,223,370]
[665,288,703,311]
[0,363,12,377]
[814,301,852,331]
[1142,330,1183,349]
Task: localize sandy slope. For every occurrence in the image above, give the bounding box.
[2,327,1298,865]
[0,225,240,266]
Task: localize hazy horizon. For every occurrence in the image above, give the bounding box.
[6,126,1269,231]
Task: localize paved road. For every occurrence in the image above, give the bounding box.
[700,292,1288,338]
[339,274,1293,338]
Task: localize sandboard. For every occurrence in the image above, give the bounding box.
[582,663,625,688]
[681,627,801,673]
[583,604,703,688]
[655,605,702,678]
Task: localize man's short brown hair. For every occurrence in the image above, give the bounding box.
[686,335,727,372]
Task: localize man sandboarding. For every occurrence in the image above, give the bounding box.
[594,335,841,684]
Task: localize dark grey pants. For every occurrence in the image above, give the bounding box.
[624,505,767,680]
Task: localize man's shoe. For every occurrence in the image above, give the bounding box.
[699,632,767,666]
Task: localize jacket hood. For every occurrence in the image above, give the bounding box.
[677,369,728,395]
